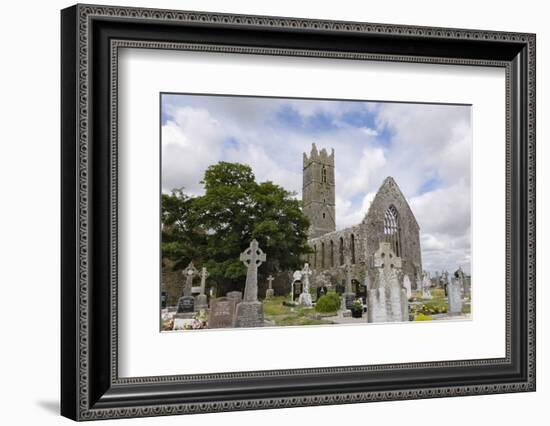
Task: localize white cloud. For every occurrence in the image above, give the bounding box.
[409,181,471,273]
[336,192,376,230]
[161,107,226,195]
[161,95,472,274]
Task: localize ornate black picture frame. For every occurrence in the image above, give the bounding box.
[61,4,536,421]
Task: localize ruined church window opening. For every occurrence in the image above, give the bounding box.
[330,240,334,267]
[351,234,356,264]
[384,205,401,257]
[313,245,317,268]
[321,166,327,183]
[339,237,344,266]
[321,242,325,269]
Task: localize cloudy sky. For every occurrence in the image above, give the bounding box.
[161,94,472,275]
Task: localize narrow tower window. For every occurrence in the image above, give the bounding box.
[321,166,327,183]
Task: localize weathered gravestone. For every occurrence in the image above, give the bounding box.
[463,275,472,299]
[226,291,243,304]
[208,297,237,329]
[316,286,328,300]
[403,275,412,299]
[448,270,464,314]
[367,242,408,323]
[441,271,450,296]
[265,275,275,299]
[195,266,209,311]
[341,263,356,312]
[343,263,356,309]
[421,271,433,299]
[234,240,265,328]
[175,262,198,318]
[298,263,313,307]
[454,267,469,298]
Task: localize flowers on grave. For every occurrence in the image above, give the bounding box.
[180,310,209,330]
[414,313,433,321]
[351,298,363,318]
[162,319,174,331]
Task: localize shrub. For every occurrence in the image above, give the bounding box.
[315,292,341,313]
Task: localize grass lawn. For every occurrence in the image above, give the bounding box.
[262,296,336,326]
[411,287,472,320]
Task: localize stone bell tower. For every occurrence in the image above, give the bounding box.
[302,143,336,238]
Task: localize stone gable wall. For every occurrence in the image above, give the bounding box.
[362,177,422,281]
[306,177,422,287]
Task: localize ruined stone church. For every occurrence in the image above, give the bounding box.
[303,143,423,290]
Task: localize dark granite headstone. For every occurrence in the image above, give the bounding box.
[176,295,195,317]
[335,284,345,295]
[316,286,328,299]
[208,297,237,329]
[351,280,359,294]
[293,282,303,300]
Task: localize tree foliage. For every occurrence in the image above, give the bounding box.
[162,162,311,294]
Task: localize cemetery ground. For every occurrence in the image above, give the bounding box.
[409,288,471,321]
[161,288,471,331]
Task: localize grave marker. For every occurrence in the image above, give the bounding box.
[234,240,265,328]
[209,297,237,328]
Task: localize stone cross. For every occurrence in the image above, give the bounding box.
[368,242,407,322]
[199,267,209,296]
[267,275,274,290]
[182,261,198,297]
[240,239,266,302]
[301,263,312,293]
[373,242,402,275]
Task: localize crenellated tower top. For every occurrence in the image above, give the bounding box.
[302,143,336,238]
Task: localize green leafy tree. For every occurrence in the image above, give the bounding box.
[161,188,205,270]
[161,162,311,294]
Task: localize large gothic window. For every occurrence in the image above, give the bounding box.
[339,237,344,265]
[384,205,401,257]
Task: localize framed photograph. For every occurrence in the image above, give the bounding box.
[61,4,536,421]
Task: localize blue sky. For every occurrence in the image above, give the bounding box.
[161,94,472,275]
